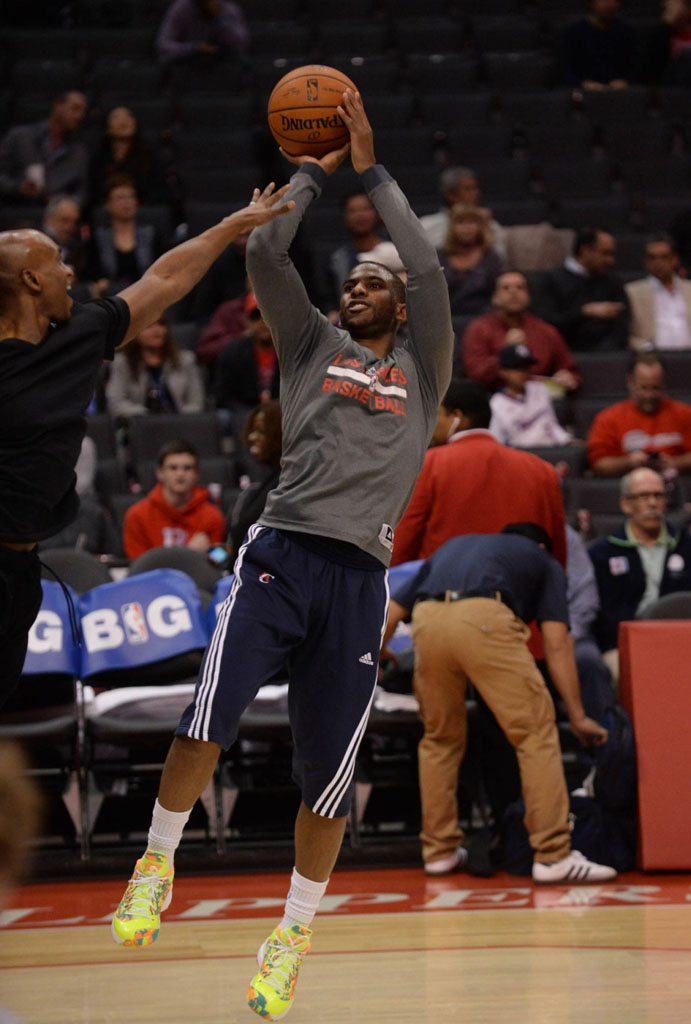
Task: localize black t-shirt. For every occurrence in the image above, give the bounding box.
[392,533,569,627]
[0,296,129,542]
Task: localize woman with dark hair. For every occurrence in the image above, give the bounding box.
[106,315,205,418]
[227,400,282,554]
[90,106,169,207]
[438,203,504,318]
[88,174,163,295]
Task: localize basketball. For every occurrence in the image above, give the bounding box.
[267,64,357,159]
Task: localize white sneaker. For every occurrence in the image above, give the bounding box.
[532,849,617,885]
[424,846,469,876]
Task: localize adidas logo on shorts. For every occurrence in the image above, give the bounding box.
[358,652,374,665]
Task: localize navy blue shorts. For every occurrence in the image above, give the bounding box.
[177,525,389,818]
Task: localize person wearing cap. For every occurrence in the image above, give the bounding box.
[382,522,615,883]
[463,270,580,392]
[489,342,575,448]
[215,289,279,466]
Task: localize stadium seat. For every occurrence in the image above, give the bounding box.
[96,95,173,135]
[127,546,223,594]
[636,591,691,619]
[600,118,674,162]
[483,51,556,91]
[488,198,550,225]
[393,18,465,55]
[613,232,648,273]
[525,118,595,162]
[168,61,244,96]
[444,124,514,162]
[419,92,494,131]
[250,20,313,57]
[9,59,84,97]
[569,397,618,440]
[318,21,389,58]
[6,28,84,61]
[579,86,653,128]
[620,156,691,199]
[574,351,630,398]
[85,413,118,460]
[39,548,113,594]
[84,26,155,60]
[176,93,257,130]
[362,95,416,131]
[498,89,574,131]
[469,15,542,53]
[128,411,222,462]
[563,476,624,516]
[405,54,479,91]
[89,56,163,96]
[554,195,632,233]
[540,159,613,200]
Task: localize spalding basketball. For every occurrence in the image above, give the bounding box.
[267,64,357,159]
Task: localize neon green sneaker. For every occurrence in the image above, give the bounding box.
[246,923,312,1020]
[111,850,174,947]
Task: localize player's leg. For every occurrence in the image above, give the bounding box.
[410,601,469,874]
[112,526,308,948]
[0,547,42,710]
[247,553,388,1021]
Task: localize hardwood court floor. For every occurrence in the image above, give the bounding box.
[2,868,691,1023]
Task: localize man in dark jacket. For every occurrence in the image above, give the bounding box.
[534,227,629,351]
[588,466,691,677]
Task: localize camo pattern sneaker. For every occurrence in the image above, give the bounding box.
[111,850,174,946]
[247,922,312,1020]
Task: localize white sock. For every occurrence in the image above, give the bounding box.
[280,868,329,930]
[146,799,192,861]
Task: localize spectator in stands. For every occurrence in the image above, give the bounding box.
[643,0,691,84]
[227,399,282,555]
[625,234,691,350]
[106,314,205,419]
[88,175,163,296]
[559,0,638,91]
[391,379,566,567]
[90,106,170,209]
[437,205,504,320]
[462,270,581,392]
[489,343,575,448]
[215,290,279,431]
[0,91,89,207]
[123,438,225,559]
[40,195,88,283]
[420,165,506,260]
[320,190,403,317]
[588,466,691,678]
[383,525,613,882]
[534,227,629,352]
[156,0,249,64]
[587,351,691,474]
[565,524,616,723]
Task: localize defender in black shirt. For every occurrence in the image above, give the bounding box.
[0,183,293,706]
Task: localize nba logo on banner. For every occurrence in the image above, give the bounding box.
[121,602,149,644]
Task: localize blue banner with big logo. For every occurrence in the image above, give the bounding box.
[78,569,209,678]
[22,579,81,676]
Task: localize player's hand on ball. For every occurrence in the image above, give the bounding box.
[338,90,376,174]
[279,142,351,176]
[240,183,294,227]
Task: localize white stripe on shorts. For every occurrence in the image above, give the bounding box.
[188,523,264,741]
[311,573,390,818]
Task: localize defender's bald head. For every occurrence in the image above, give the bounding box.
[0,230,58,303]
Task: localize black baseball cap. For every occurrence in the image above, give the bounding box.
[499,343,537,369]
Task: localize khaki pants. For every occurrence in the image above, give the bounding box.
[411,597,571,868]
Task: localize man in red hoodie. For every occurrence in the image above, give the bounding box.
[123,439,225,559]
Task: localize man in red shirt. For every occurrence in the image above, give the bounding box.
[392,379,567,567]
[123,439,225,558]
[462,271,580,392]
[587,351,691,475]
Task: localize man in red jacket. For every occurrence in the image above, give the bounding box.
[462,271,580,393]
[123,438,225,558]
[391,379,567,567]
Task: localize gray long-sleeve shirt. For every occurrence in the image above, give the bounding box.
[246,163,453,566]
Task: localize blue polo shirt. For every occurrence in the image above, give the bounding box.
[392,533,569,627]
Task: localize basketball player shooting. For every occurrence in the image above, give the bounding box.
[111,88,454,1022]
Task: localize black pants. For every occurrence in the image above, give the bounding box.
[0,546,42,709]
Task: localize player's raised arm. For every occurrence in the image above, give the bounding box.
[117,183,293,344]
